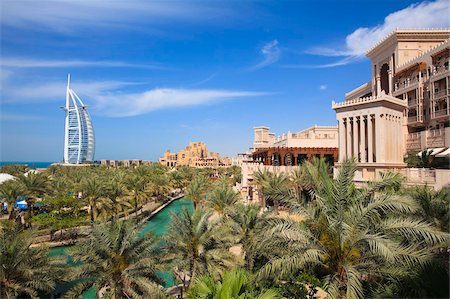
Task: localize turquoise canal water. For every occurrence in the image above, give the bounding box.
[50,198,193,298]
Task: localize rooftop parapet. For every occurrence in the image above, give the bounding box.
[332,91,407,110]
[366,28,450,57]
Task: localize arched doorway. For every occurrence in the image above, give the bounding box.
[284,153,293,166]
[272,153,281,166]
[380,63,389,94]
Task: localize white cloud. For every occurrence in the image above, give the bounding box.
[249,40,280,71]
[319,85,327,91]
[1,80,138,103]
[1,57,169,70]
[283,56,363,69]
[1,1,231,33]
[1,75,269,117]
[94,88,270,117]
[306,0,450,66]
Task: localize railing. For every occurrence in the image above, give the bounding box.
[408,98,417,106]
[332,92,405,109]
[434,109,448,118]
[394,77,419,91]
[433,89,448,99]
[432,64,450,76]
[398,168,436,184]
[428,128,444,137]
[408,115,418,123]
[407,132,421,140]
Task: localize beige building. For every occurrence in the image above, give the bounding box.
[159,142,231,168]
[101,159,152,168]
[239,125,339,202]
[253,125,338,150]
[332,29,450,188]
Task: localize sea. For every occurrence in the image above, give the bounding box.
[0,161,55,169]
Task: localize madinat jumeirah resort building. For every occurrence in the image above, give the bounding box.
[332,29,450,189]
[62,75,95,164]
[239,125,339,201]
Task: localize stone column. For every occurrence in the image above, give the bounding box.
[346,117,352,159]
[375,113,385,163]
[388,58,394,95]
[353,117,359,161]
[368,115,373,163]
[338,118,346,162]
[376,75,381,96]
[388,70,393,95]
[360,116,366,163]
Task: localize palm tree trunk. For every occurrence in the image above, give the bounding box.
[134,194,138,218]
[90,204,94,225]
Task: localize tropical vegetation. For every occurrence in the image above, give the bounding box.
[0,161,448,298]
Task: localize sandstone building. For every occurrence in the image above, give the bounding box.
[159,142,231,168]
[332,29,450,187]
[240,125,339,201]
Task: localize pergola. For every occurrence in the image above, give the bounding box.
[251,147,339,166]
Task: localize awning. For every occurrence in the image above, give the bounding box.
[435,148,450,158]
[417,148,446,157]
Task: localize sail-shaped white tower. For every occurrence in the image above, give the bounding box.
[63,74,95,164]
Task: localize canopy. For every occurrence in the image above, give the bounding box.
[435,148,450,158]
[417,148,446,157]
[2,200,28,210]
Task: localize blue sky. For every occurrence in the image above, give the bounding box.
[1,0,449,162]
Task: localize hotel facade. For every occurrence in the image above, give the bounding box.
[332,29,450,188]
[62,75,95,164]
[239,125,339,201]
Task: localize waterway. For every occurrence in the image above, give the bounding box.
[49,198,193,298]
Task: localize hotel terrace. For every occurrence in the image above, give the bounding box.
[332,28,450,189]
[240,125,339,201]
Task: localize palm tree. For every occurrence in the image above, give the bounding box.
[17,172,49,226]
[150,174,172,202]
[206,184,239,216]
[185,175,209,209]
[256,171,289,214]
[65,220,167,299]
[104,179,129,222]
[81,177,104,224]
[0,180,24,220]
[408,185,450,232]
[164,209,238,294]
[257,160,448,299]
[226,203,265,271]
[0,223,65,298]
[124,174,148,218]
[187,269,279,299]
[252,168,270,207]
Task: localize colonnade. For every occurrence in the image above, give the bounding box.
[339,114,375,163]
[338,112,403,164]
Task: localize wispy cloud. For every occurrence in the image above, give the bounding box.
[1,80,139,103]
[1,1,232,33]
[304,0,450,67]
[283,56,363,69]
[94,88,270,117]
[1,75,269,117]
[319,85,327,91]
[249,40,280,71]
[1,57,170,70]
